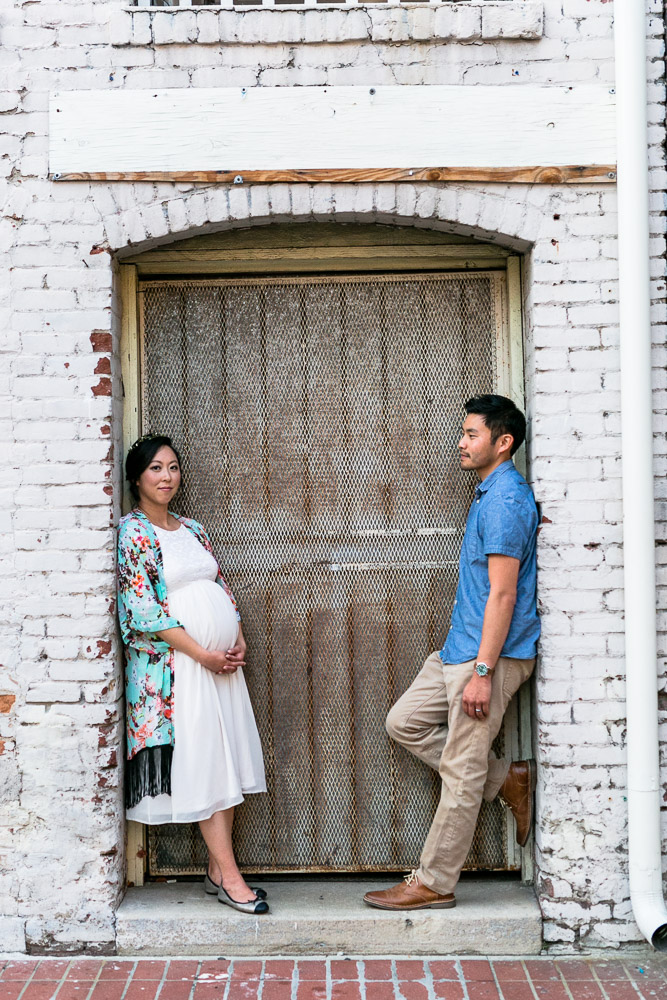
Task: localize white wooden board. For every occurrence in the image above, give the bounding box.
[49,85,616,181]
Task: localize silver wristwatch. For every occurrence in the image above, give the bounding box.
[475,661,492,677]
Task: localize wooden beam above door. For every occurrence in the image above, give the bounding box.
[124,223,514,276]
[49,85,616,185]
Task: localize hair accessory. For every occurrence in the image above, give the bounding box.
[127,433,161,456]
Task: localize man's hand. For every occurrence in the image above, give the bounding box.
[462,673,493,720]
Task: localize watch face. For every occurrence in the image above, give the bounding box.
[476,662,489,676]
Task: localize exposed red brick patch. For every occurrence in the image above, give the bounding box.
[0,694,16,713]
[95,356,111,375]
[0,739,5,755]
[103,484,113,496]
[101,424,111,436]
[92,377,112,396]
[96,639,112,658]
[100,748,117,769]
[90,244,110,256]
[90,331,112,352]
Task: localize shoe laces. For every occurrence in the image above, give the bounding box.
[404,868,420,887]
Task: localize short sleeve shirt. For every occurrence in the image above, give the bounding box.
[440,460,540,664]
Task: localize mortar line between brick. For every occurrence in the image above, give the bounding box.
[618,967,652,1000]
[488,962,507,1000]
[290,958,299,1000]
[50,959,75,1000]
[325,955,332,1000]
[588,964,613,1000]
[14,959,41,1000]
[222,959,234,1000]
[153,957,171,999]
[422,959,437,1000]
[83,959,106,1000]
[119,960,138,1000]
[257,959,265,1000]
[390,958,401,1000]
[356,959,367,1000]
[554,962,578,1000]
[188,960,203,1000]
[453,961,470,1000]
[519,961,539,1000]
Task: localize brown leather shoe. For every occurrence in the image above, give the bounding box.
[499,760,537,847]
[363,870,456,911]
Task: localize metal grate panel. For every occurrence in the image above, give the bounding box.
[139,271,517,874]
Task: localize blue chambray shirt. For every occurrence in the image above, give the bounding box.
[440,460,540,664]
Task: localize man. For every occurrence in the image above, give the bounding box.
[364,394,540,911]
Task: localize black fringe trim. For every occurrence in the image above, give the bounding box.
[125,745,173,809]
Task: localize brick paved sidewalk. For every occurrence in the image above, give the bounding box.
[1,957,666,1000]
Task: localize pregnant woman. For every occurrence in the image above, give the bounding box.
[118,434,268,914]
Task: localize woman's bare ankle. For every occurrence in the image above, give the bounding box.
[221,872,256,903]
[207,863,222,885]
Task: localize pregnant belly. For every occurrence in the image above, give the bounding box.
[168,580,239,653]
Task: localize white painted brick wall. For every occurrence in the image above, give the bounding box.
[0,0,664,954]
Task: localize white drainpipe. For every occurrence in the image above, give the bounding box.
[613,0,667,949]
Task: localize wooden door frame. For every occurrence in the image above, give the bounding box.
[120,225,529,887]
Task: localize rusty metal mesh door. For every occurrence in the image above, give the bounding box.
[139,271,517,875]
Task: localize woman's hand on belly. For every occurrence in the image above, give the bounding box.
[227,623,248,667]
[225,625,247,670]
[201,648,238,674]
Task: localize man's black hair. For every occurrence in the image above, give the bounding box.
[125,434,182,503]
[464,394,526,456]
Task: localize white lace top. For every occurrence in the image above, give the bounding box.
[154,524,219,594]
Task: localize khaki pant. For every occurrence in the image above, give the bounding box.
[386,651,535,895]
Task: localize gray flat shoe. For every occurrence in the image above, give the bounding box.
[218,885,269,915]
[204,873,268,901]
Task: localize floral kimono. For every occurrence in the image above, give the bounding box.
[117,508,240,807]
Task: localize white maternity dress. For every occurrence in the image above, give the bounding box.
[126,523,266,824]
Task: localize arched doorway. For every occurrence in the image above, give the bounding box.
[120,222,530,882]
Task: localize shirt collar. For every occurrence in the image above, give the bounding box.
[475,460,514,496]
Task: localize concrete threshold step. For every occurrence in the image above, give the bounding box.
[116,879,542,956]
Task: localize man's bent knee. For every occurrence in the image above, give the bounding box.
[386,702,409,744]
